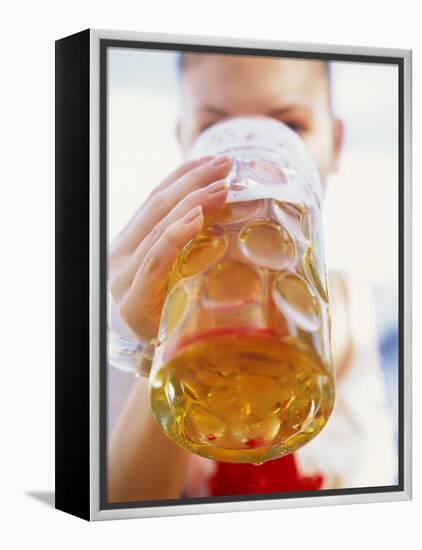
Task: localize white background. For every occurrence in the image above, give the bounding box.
[0,1,419,549]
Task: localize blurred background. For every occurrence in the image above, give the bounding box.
[107,47,399,454]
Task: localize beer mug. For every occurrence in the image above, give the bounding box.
[149,116,335,464]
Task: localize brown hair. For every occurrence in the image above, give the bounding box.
[175,51,332,109]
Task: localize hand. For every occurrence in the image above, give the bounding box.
[108,155,232,341]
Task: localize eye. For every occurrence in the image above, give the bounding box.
[273,112,312,135]
[284,121,307,134]
[200,121,217,132]
[197,117,228,136]
[287,123,302,132]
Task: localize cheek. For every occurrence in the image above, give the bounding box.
[179,120,198,156]
[301,131,333,182]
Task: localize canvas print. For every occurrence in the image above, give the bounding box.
[105,45,400,506]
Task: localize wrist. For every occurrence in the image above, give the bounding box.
[108,292,155,376]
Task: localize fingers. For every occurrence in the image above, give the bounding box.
[119,206,204,340]
[109,156,232,339]
[161,156,231,210]
[147,156,213,198]
[109,157,212,257]
[118,156,232,253]
[123,178,228,286]
[110,177,227,301]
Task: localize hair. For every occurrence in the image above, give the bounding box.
[175,51,332,109]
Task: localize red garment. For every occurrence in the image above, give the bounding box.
[208,453,323,496]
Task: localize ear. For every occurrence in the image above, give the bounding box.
[331,117,344,173]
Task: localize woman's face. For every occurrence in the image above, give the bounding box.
[177,54,343,184]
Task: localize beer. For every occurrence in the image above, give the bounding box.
[150,329,333,464]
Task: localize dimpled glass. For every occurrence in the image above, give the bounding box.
[149,116,335,464]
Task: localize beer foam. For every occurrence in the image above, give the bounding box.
[225,168,316,206]
[189,116,323,207]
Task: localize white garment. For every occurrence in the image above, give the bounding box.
[294,273,398,488]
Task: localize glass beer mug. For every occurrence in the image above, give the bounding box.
[149,116,335,464]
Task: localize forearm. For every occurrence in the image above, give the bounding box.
[107,376,190,502]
